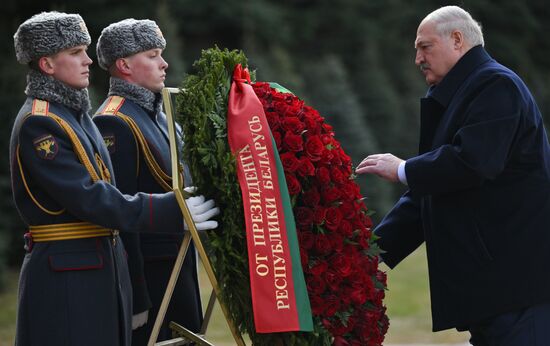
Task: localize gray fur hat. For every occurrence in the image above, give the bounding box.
[96,19,166,70]
[14,11,91,65]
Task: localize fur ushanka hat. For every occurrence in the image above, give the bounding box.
[14,11,91,65]
[96,18,166,70]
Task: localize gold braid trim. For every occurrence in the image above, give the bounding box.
[95,96,140,178]
[117,113,174,192]
[17,100,112,215]
[16,144,65,215]
[30,221,112,242]
[45,113,109,184]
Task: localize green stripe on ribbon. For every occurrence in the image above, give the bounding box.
[271,134,313,331]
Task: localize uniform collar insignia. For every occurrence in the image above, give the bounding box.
[108,77,162,115]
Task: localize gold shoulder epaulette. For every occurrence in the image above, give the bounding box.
[32,99,49,116]
[98,95,125,115]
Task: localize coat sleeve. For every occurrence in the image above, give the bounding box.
[94,114,152,314]
[406,76,523,196]
[374,190,424,268]
[18,115,184,234]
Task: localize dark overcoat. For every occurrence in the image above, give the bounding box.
[10,98,185,346]
[376,46,550,331]
[94,96,202,345]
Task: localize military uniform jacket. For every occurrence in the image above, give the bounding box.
[9,71,185,346]
[376,46,550,331]
[94,78,202,344]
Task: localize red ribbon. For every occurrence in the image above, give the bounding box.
[227,64,301,333]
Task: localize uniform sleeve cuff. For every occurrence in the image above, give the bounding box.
[398,160,408,186]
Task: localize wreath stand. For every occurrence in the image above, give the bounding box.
[146,88,246,346]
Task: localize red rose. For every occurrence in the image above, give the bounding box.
[325,207,343,231]
[280,152,300,172]
[309,295,324,315]
[320,148,334,165]
[358,230,372,251]
[331,253,353,277]
[340,182,361,201]
[309,259,328,276]
[303,105,321,120]
[320,134,331,145]
[325,269,343,290]
[299,230,315,250]
[252,82,271,98]
[328,232,344,253]
[322,187,341,204]
[265,110,281,131]
[303,117,318,132]
[305,136,324,161]
[316,166,331,185]
[339,148,352,166]
[313,206,327,225]
[322,122,333,132]
[338,219,354,237]
[331,152,342,166]
[282,99,304,118]
[339,201,358,220]
[295,207,314,228]
[307,273,327,296]
[323,294,341,317]
[324,318,348,337]
[315,234,332,255]
[270,131,281,150]
[299,246,309,268]
[283,132,303,152]
[297,157,315,177]
[330,166,347,185]
[376,271,387,286]
[282,116,305,134]
[350,284,369,305]
[285,173,301,195]
[302,187,320,207]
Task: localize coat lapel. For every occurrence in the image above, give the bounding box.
[419,97,445,154]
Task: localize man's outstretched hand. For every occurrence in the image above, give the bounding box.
[355,153,404,183]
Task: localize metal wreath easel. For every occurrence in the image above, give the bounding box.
[146,87,246,346]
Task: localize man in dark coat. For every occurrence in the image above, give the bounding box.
[10,12,217,346]
[356,5,550,345]
[93,19,219,344]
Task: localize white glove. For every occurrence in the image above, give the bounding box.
[183,187,220,231]
[132,310,149,330]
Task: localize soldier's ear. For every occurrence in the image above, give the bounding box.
[115,58,132,76]
[38,56,55,75]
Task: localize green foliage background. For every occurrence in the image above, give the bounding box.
[0,0,549,295]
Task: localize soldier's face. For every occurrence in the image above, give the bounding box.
[125,48,168,93]
[42,45,93,89]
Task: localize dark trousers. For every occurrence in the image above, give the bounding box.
[469,302,550,346]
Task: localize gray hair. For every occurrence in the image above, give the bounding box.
[424,6,484,47]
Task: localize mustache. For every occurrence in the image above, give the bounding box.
[419,63,430,71]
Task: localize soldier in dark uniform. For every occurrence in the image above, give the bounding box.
[10,12,218,346]
[93,19,218,344]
